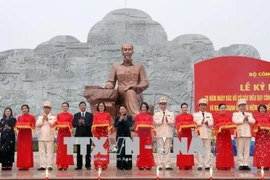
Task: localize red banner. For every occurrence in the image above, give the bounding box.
[194,56,270,117]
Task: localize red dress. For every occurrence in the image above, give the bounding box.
[214,113,235,169]
[16,113,35,169]
[134,112,155,169]
[175,113,195,169]
[92,112,112,169]
[253,114,270,168]
[55,112,74,169]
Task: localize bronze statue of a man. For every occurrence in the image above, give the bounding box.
[105,43,149,119]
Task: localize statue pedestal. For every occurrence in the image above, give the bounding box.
[83,86,118,120]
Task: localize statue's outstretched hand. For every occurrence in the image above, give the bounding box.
[105,82,114,89]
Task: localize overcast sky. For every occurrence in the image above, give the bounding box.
[0,0,269,60]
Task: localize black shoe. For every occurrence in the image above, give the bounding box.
[146,167,151,170]
[264,168,269,170]
[86,167,91,170]
[244,166,251,170]
[158,167,162,170]
[197,167,202,171]
[37,167,46,171]
[75,167,82,170]
[205,167,210,170]
[48,167,53,171]
[58,168,63,170]
[238,166,244,170]
[139,167,144,170]
[165,167,173,170]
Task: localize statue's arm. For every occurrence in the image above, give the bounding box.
[105,64,117,89]
[133,64,149,93]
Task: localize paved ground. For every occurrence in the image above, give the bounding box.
[0,152,268,180]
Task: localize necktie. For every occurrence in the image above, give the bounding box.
[82,112,85,119]
[242,112,245,116]
[162,111,165,123]
[202,112,205,117]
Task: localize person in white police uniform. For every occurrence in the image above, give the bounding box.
[154,97,175,170]
[193,98,213,171]
[36,101,56,171]
[232,99,255,171]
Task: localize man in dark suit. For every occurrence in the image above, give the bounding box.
[73,101,93,170]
